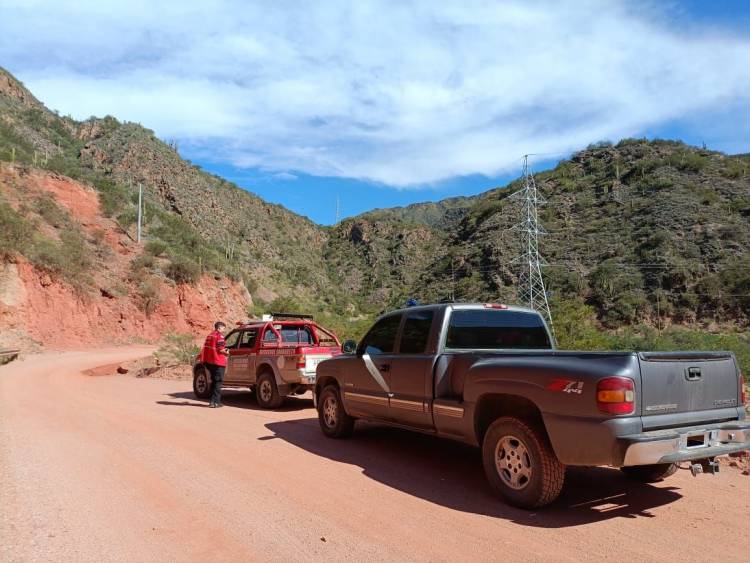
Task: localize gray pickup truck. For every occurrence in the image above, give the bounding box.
[314,303,749,509]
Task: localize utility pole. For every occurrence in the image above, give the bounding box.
[137,183,143,243]
[450,257,456,302]
[335,194,341,225]
[509,155,555,338]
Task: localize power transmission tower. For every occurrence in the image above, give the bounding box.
[509,155,555,338]
[335,194,341,224]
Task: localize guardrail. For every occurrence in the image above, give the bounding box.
[0,348,20,365]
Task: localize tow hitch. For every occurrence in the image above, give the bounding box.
[690,457,719,476]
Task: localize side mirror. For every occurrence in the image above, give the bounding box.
[342,339,357,354]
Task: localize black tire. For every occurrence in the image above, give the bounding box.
[193,367,212,400]
[256,372,283,409]
[318,385,355,438]
[482,417,565,509]
[621,463,678,482]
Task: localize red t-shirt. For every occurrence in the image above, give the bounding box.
[200,330,227,367]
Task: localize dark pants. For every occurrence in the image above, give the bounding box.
[206,363,225,405]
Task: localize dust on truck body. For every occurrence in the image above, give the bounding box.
[313,303,750,509]
[193,313,341,409]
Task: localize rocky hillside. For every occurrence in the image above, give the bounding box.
[0,67,339,309]
[1,66,749,348]
[347,141,750,330]
[0,163,250,349]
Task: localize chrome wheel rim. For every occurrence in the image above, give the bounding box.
[259,380,272,403]
[495,435,533,490]
[322,395,338,428]
[195,372,207,393]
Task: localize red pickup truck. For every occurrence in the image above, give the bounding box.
[193,313,342,408]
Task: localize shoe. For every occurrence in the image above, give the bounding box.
[209,402,217,408]
[215,403,224,408]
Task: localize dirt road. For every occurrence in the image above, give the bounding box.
[1,348,748,562]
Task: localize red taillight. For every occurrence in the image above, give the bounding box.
[483,303,508,309]
[597,377,635,415]
[740,372,747,407]
[295,347,306,369]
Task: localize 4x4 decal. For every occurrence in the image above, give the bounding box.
[546,378,584,394]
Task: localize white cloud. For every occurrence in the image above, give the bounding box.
[1,0,749,186]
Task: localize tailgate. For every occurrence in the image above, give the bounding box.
[302,346,339,374]
[638,352,741,429]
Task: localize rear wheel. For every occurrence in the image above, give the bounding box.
[193,367,212,400]
[621,463,678,482]
[318,385,355,438]
[256,372,283,409]
[482,417,565,509]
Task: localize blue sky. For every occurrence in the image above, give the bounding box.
[2,1,749,224]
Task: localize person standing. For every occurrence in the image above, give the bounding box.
[200,321,229,408]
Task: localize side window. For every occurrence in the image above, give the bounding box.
[224,331,240,349]
[239,329,258,349]
[263,327,278,342]
[399,310,434,354]
[360,314,402,356]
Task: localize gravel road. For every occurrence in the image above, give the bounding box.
[1,348,748,562]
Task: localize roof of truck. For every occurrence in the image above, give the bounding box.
[383,302,542,317]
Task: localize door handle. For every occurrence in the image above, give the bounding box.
[379,364,390,372]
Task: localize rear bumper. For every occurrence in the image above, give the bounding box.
[620,421,750,466]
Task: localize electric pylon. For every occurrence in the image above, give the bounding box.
[509,155,555,338]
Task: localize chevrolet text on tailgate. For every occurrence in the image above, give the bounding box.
[193,313,341,409]
[314,303,749,509]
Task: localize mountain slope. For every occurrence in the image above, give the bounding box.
[413,140,750,327]
[0,67,341,310]
[1,66,749,338]
[0,163,250,349]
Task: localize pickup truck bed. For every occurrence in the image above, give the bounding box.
[314,303,749,509]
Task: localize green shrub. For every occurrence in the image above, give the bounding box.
[117,208,138,229]
[136,277,161,314]
[267,296,302,313]
[721,158,747,180]
[242,272,259,294]
[154,333,199,365]
[164,255,201,284]
[552,298,616,350]
[27,227,91,288]
[33,194,68,227]
[145,240,168,256]
[93,178,130,217]
[0,202,32,258]
[130,254,156,274]
[667,150,708,172]
[616,138,647,148]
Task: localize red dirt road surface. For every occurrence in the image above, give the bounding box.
[2,348,749,562]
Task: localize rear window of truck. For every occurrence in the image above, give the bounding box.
[445,310,551,350]
[279,325,314,344]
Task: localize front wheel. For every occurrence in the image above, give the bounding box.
[482,417,565,509]
[318,385,355,438]
[193,367,212,400]
[621,463,678,482]
[256,372,283,409]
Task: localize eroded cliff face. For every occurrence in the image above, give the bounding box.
[0,164,251,350]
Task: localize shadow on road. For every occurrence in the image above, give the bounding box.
[264,418,683,527]
[157,390,314,412]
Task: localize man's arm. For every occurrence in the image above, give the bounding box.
[216,334,230,356]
